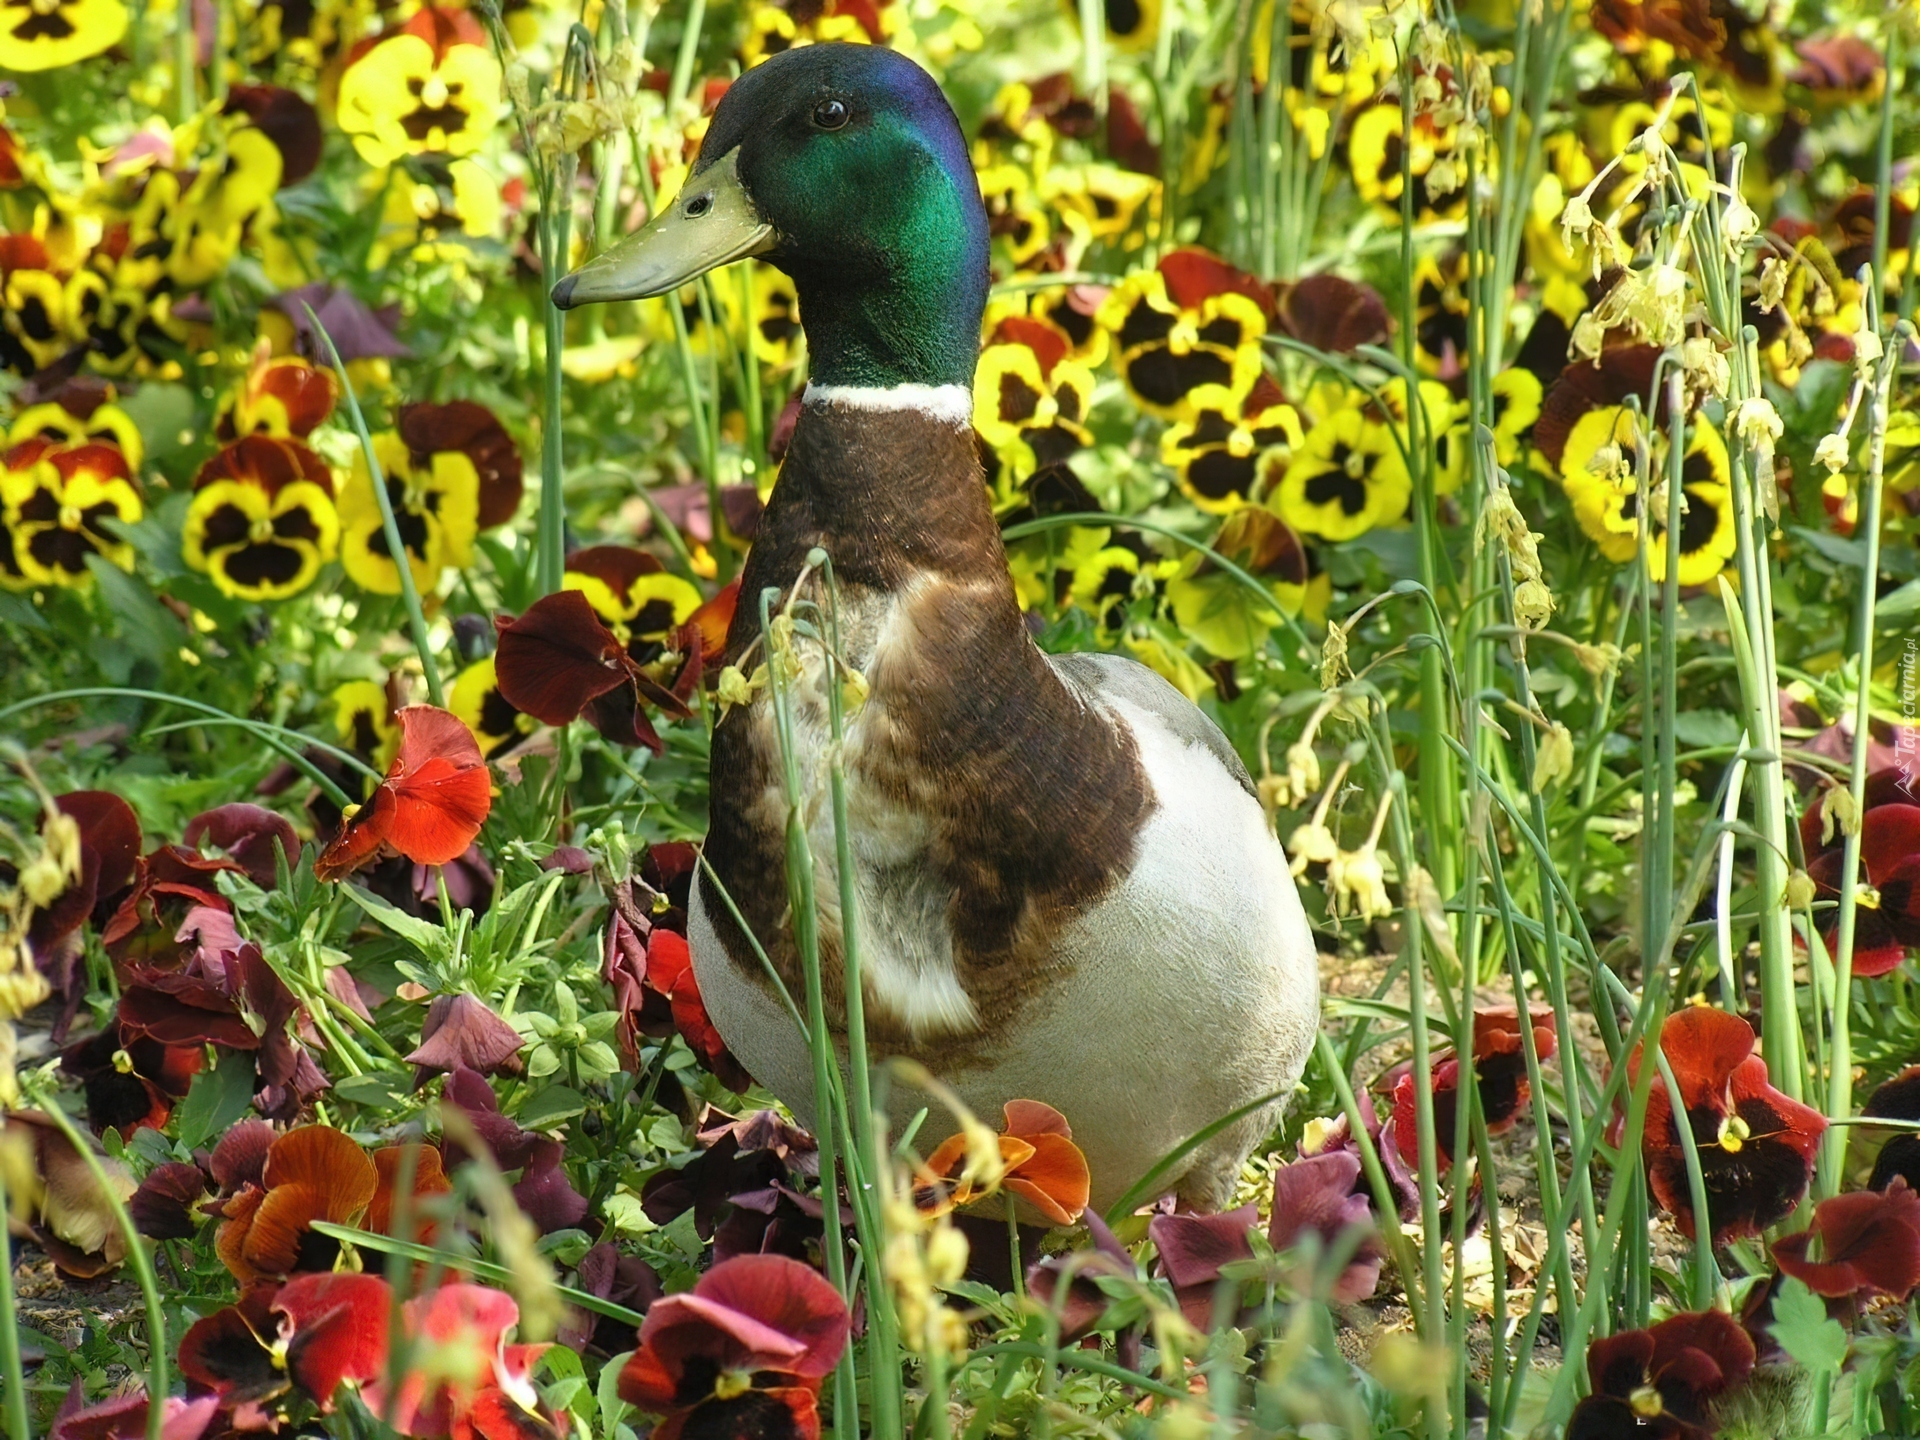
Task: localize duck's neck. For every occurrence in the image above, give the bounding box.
[730,393,1010,633]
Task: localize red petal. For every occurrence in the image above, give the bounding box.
[57,791,142,897]
[276,1272,394,1408]
[314,787,396,882]
[688,1254,850,1381]
[1158,248,1275,318]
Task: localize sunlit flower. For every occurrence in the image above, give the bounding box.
[314,706,493,880]
[1097,249,1269,419]
[338,400,518,597]
[1346,91,1468,224]
[618,1254,850,1440]
[333,677,402,770]
[219,348,338,440]
[1040,163,1160,247]
[1159,374,1303,514]
[1274,403,1410,542]
[184,435,340,601]
[0,0,127,72]
[1630,1005,1825,1243]
[216,1125,378,1284]
[974,317,1096,485]
[337,8,504,168]
[978,163,1052,269]
[919,1100,1091,1225]
[1,438,141,588]
[9,384,144,467]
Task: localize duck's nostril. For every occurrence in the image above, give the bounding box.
[685,194,713,218]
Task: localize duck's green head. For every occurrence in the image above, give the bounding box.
[554,44,989,391]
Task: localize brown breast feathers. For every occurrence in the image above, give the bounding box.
[699,398,1153,1060]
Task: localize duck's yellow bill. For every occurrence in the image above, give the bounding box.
[551,148,775,309]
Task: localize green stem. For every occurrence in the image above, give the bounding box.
[0,1159,29,1440]
[306,306,445,708]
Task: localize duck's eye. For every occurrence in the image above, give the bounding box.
[684,194,713,218]
[812,98,851,130]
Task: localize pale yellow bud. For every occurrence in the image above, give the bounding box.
[1784,869,1817,910]
[1822,784,1861,844]
[1815,433,1851,474]
[1532,721,1575,792]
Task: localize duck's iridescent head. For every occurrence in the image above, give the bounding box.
[553,44,989,390]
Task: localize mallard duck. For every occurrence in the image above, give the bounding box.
[555,44,1320,1212]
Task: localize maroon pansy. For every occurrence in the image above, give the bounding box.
[183,803,301,889]
[27,791,141,1025]
[1025,1210,1139,1341]
[100,845,243,969]
[1565,1310,1756,1440]
[1631,1006,1826,1243]
[1799,770,1920,978]
[1391,1006,1559,1170]
[129,1160,212,1239]
[1772,1178,1920,1301]
[1865,1065,1920,1191]
[494,590,692,753]
[49,1390,218,1440]
[1274,273,1391,355]
[406,992,525,1086]
[440,1066,591,1235]
[1268,1150,1381,1303]
[177,1284,288,1410]
[211,1119,277,1194]
[1147,1205,1258,1329]
[617,1254,850,1440]
[561,1241,664,1354]
[59,1024,203,1136]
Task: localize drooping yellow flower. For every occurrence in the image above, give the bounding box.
[338,431,479,595]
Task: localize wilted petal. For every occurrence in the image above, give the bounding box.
[184,803,301,888]
[408,992,524,1083]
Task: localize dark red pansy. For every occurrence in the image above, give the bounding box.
[438,1066,591,1234]
[1631,1006,1826,1243]
[27,791,143,982]
[183,803,301,888]
[617,1254,849,1440]
[100,845,244,968]
[561,1241,664,1354]
[1147,1205,1258,1329]
[1025,1209,1139,1341]
[1799,769,1920,978]
[1866,1064,1920,1191]
[1268,1150,1381,1303]
[315,706,493,881]
[1274,273,1391,354]
[406,992,525,1085]
[494,590,691,754]
[177,1284,287,1406]
[1390,1006,1557,1169]
[129,1161,211,1239]
[397,400,524,529]
[211,1119,277,1194]
[59,1025,203,1136]
[1565,1310,1755,1440]
[1772,1178,1920,1301]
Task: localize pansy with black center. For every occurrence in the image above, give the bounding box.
[450,655,534,760]
[564,543,707,670]
[332,676,403,772]
[9,379,145,468]
[163,121,288,290]
[337,7,504,168]
[1096,248,1271,420]
[1067,531,1170,635]
[1273,399,1410,542]
[0,236,76,376]
[617,1253,850,1440]
[1063,0,1158,52]
[1159,373,1303,514]
[1,438,142,589]
[1390,1006,1558,1169]
[339,399,520,596]
[1028,284,1110,368]
[183,434,340,602]
[1042,162,1161,248]
[1798,769,1920,980]
[1412,250,1473,374]
[977,162,1053,269]
[1560,404,1737,586]
[1565,1310,1756,1440]
[215,1125,378,1284]
[0,0,126,72]
[1630,1004,1825,1243]
[973,315,1096,489]
[1345,79,1470,225]
[1166,507,1326,661]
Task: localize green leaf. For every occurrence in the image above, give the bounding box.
[1671,710,1742,748]
[1791,526,1868,570]
[174,1049,258,1152]
[347,886,454,963]
[333,1073,407,1108]
[1876,579,1920,622]
[86,555,182,667]
[1768,1274,1849,1372]
[597,1349,636,1440]
[516,1084,587,1130]
[0,589,47,630]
